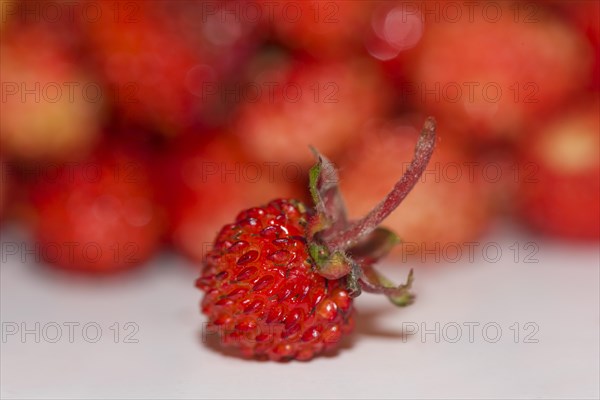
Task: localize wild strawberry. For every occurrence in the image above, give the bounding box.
[0,24,103,161]
[340,119,490,260]
[30,144,164,273]
[161,134,302,262]
[515,99,600,240]
[85,1,260,135]
[232,54,393,167]
[197,117,437,361]
[264,0,377,59]
[402,1,592,144]
[558,0,600,90]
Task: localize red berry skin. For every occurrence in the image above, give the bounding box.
[403,2,592,144]
[31,146,164,273]
[197,199,354,361]
[556,1,600,90]
[161,135,303,262]
[85,1,259,134]
[232,56,393,167]
[515,100,600,240]
[340,120,490,258]
[1,24,103,161]
[265,0,377,59]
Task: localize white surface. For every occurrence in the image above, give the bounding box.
[1,224,599,399]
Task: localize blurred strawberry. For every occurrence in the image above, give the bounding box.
[84,0,261,135]
[473,149,523,218]
[30,144,164,273]
[0,24,104,161]
[557,0,600,90]
[340,120,491,260]
[232,53,393,167]
[161,134,303,262]
[515,99,600,240]
[264,0,376,59]
[402,1,592,144]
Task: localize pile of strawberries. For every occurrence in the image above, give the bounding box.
[1,0,598,275]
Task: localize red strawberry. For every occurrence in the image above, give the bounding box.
[198,199,355,361]
[515,99,600,240]
[31,144,164,273]
[232,54,393,167]
[340,119,490,259]
[85,1,260,135]
[551,0,600,90]
[264,0,376,59]
[197,118,437,361]
[402,1,592,144]
[0,24,103,161]
[162,134,303,262]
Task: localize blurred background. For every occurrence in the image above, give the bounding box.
[0,0,597,272]
[0,1,599,397]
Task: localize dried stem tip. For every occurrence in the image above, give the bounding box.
[325,117,437,250]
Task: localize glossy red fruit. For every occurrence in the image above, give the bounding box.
[404,2,592,144]
[31,145,164,272]
[515,100,600,240]
[197,199,354,361]
[197,118,437,361]
[0,24,103,161]
[232,55,393,167]
[341,120,490,260]
[162,135,302,262]
[85,1,259,135]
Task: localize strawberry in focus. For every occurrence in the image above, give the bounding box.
[515,100,600,240]
[197,199,354,361]
[197,118,437,361]
[30,145,164,272]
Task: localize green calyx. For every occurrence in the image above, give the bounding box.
[305,117,437,307]
[306,154,415,305]
[309,242,352,280]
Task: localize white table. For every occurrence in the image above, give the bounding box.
[2,223,598,399]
